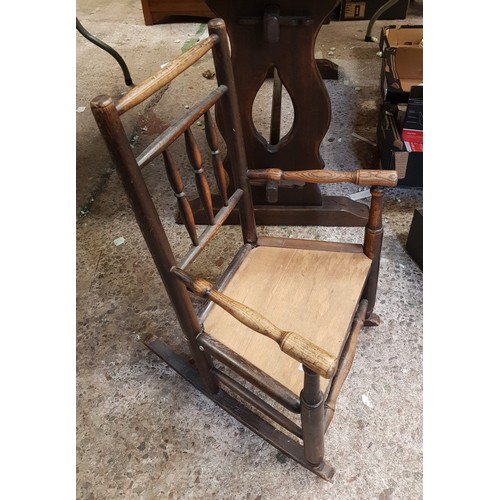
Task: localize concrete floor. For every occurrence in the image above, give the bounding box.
[76,1,423,498]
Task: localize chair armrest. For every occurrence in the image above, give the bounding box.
[171,267,338,379]
[247,168,398,187]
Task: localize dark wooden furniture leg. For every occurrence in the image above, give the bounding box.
[362,186,385,326]
[301,367,326,468]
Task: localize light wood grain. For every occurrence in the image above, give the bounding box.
[203,245,372,396]
[247,168,398,187]
[116,35,218,114]
[172,268,338,378]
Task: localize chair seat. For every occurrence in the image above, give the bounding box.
[203,244,372,396]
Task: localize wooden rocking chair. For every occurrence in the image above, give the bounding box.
[91,18,397,480]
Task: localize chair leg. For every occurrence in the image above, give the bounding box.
[363,186,385,326]
[362,248,382,327]
[300,367,325,468]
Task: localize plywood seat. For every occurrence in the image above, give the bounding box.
[203,244,372,396]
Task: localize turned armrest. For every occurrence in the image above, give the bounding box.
[247,168,398,187]
[114,35,219,114]
[171,267,338,379]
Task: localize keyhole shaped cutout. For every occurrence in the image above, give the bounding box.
[251,68,295,147]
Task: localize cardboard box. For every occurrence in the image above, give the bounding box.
[339,0,409,21]
[376,103,422,187]
[379,24,424,52]
[380,25,423,103]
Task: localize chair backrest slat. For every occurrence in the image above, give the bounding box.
[162,149,199,246]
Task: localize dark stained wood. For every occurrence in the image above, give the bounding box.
[269,68,283,145]
[137,86,227,169]
[177,188,243,270]
[208,19,258,244]
[363,187,385,323]
[206,0,334,209]
[213,367,303,438]
[301,367,325,467]
[144,334,335,480]
[197,332,301,413]
[116,34,219,114]
[140,0,215,25]
[265,59,341,80]
[184,127,215,225]
[162,150,198,246]
[257,236,364,254]
[189,194,369,226]
[140,0,155,25]
[204,110,228,205]
[263,4,281,43]
[265,180,279,204]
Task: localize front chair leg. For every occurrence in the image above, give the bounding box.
[362,186,385,327]
[300,367,326,468]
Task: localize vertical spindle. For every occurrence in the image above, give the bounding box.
[184,127,215,224]
[204,110,228,206]
[162,150,199,246]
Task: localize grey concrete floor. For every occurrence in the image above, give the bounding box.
[76,1,423,498]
